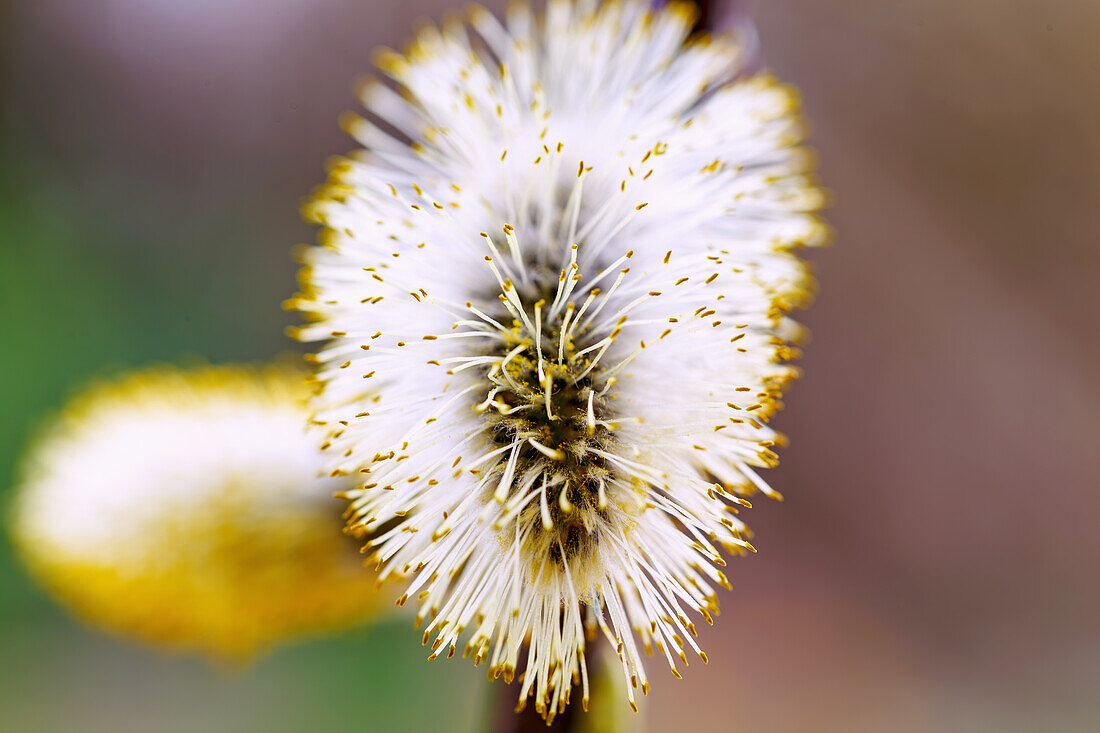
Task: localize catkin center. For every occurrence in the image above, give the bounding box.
[477,281,618,574]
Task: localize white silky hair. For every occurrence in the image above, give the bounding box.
[294,0,827,720]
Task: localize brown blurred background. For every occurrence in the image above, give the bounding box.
[1,1,1098,730]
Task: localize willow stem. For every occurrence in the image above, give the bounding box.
[490,636,604,733]
[695,0,717,33]
[491,689,581,733]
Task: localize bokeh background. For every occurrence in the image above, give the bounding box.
[2,1,1098,730]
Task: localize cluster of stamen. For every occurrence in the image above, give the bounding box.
[475,284,621,577]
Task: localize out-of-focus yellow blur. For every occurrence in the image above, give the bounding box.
[11,364,386,660]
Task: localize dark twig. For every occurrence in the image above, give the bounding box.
[490,636,603,733]
[695,0,718,34]
[492,687,581,733]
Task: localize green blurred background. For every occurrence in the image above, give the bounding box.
[3,0,1099,731]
